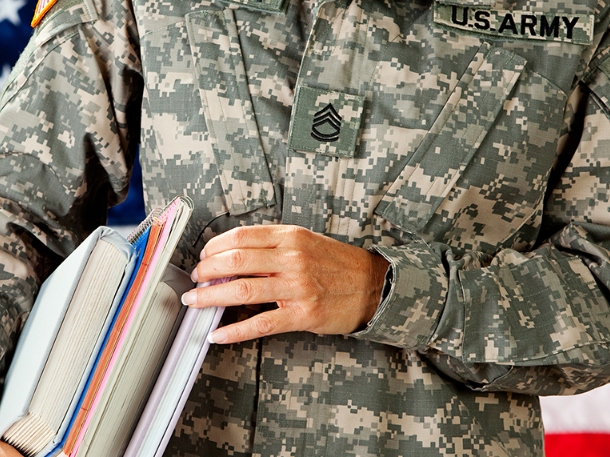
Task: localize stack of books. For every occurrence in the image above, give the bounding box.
[0,196,226,457]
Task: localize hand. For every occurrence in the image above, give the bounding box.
[182,225,390,344]
[0,442,24,457]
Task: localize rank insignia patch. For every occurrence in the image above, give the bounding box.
[288,86,364,158]
[31,0,58,27]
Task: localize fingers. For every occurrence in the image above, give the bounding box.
[191,247,293,283]
[208,307,303,344]
[184,225,387,345]
[202,225,309,258]
[0,442,25,457]
[182,276,286,308]
[194,225,314,282]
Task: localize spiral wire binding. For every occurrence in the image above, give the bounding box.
[126,195,193,245]
[127,208,161,245]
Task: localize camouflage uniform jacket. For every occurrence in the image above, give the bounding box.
[2,0,610,455]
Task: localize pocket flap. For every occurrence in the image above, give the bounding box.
[186,9,276,216]
[375,45,526,232]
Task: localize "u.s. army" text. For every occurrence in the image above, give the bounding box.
[434,5,594,45]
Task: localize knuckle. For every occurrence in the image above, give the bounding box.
[231,324,246,342]
[230,226,248,247]
[234,279,255,303]
[285,247,307,265]
[286,225,302,234]
[286,225,308,241]
[254,315,276,336]
[227,249,246,271]
[299,304,317,323]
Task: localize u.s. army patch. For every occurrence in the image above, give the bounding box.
[434,4,594,45]
[31,0,58,27]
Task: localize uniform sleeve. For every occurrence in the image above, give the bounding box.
[0,0,142,392]
[352,28,610,396]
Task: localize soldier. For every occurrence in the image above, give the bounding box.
[2,0,610,455]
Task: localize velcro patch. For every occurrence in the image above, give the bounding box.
[434,4,594,45]
[288,86,364,158]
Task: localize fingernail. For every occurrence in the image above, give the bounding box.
[208,329,226,344]
[181,290,198,306]
[190,268,199,282]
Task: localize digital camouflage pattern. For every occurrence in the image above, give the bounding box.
[1,0,610,455]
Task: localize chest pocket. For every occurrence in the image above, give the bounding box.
[374,43,526,233]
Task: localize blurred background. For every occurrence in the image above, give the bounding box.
[0,0,146,229]
[2,0,610,455]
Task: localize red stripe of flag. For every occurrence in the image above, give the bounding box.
[545,433,610,457]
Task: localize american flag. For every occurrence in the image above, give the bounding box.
[0,0,145,226]
[1,0,610,453]
[0,0,35,88]
[542,386,610,456]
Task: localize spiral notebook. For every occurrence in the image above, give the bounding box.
[0,195,215,457]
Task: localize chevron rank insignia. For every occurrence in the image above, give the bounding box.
[31,0,58,27]
[288,86,364,158]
